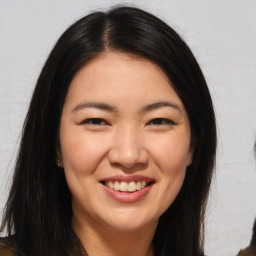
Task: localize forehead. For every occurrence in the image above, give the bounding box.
[64,51,184,110]
[71,51,169,87]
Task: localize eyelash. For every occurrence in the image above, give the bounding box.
[80,118,109,126]
[147,118,175,126]
[80,118,175,127]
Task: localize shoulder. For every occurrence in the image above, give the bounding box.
[0,237,22,256]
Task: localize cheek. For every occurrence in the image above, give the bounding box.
[60,132,108,175]
[154,139,189,212]
[152,136,191,173]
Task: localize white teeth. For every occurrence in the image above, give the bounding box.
[136,181,142,190]
[120,181,128,191]
[114,181,120,191]
[105,180,149,192]
[109,181,114,189]
[128,181,136,192]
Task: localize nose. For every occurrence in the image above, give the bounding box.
[108,126,149,169]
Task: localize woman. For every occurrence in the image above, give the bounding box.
[0,6,216,256]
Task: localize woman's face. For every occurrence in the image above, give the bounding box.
[59,52,193,232]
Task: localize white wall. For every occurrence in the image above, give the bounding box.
[0,1,256,255]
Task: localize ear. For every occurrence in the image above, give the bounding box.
[186,147,194,167]
[186,135,197,167]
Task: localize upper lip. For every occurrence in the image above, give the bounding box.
[99,175,155,183]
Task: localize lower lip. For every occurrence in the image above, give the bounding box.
[102,184,154,203]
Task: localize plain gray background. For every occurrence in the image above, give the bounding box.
[0,1,256,255]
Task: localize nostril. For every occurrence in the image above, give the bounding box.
[108,143,149,168]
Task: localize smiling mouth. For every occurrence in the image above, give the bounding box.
[101,180,154,193]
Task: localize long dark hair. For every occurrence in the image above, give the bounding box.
[1,6,216,256]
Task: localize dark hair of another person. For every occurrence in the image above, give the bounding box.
[250,218,256,247]
[0,6,216,256]
[251,142,256,248]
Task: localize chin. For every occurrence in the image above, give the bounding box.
[97,208,159,233]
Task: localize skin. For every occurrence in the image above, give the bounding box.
[59,51,193,256]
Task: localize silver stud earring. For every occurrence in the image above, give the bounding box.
[57,157,60,166]
[56,153,61,167]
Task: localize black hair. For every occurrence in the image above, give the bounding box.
[250,218,256,247]
[1,6,216,256]
[251,142,256,247]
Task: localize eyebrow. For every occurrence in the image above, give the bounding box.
[141,101,181,113]
[71,102,117,113]
[71,101,181,113]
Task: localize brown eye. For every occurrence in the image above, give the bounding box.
[148,118,175,126]
[81,118,109,125]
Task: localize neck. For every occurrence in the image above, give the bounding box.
[72,214,156,256]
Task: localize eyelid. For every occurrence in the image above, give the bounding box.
[80,118,110,126]
[147,118,176,126]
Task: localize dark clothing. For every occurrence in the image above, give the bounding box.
[0,236,208,256]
